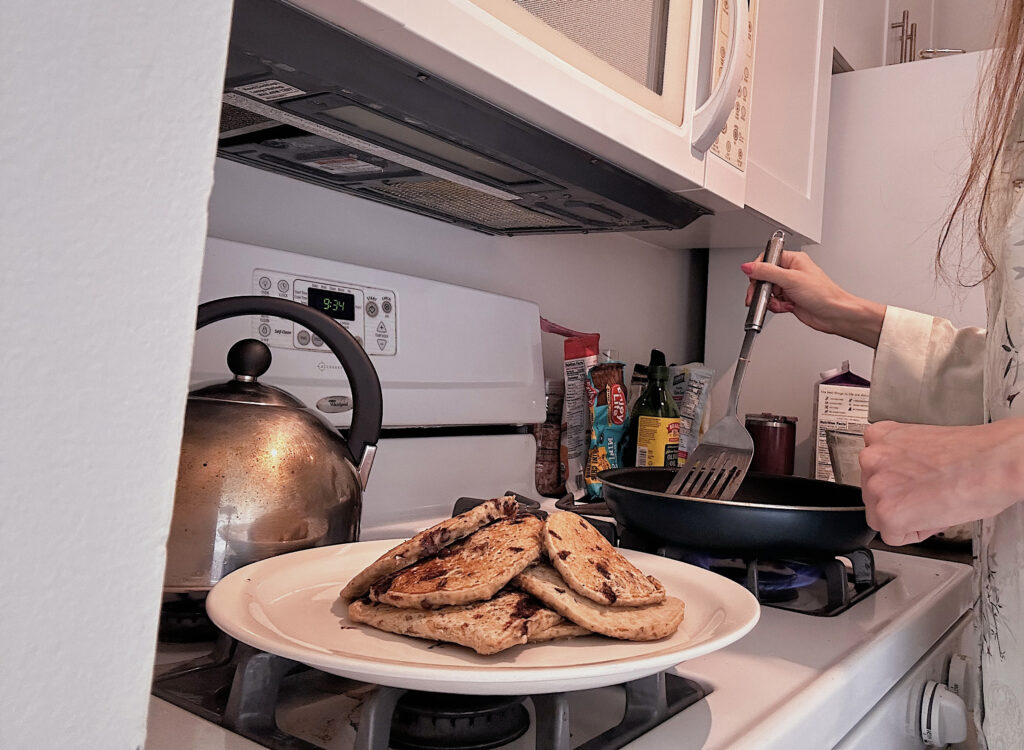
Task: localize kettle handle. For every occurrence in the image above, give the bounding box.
[195,296,383,487]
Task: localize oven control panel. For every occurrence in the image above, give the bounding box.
[251,268,397,355]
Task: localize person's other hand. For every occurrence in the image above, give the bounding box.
[859,418,1024,545]
[741,250,886,348]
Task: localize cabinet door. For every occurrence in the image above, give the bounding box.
[744,0,837,244]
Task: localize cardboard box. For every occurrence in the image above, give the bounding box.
[813,362,870,482]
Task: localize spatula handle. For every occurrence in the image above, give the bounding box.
[745,230,786,332]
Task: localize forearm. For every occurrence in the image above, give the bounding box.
[828,295,886,349]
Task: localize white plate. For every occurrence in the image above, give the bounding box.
[206,540,760,695]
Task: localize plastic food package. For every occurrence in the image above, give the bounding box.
[583,361,628,498]
[669,363,714,461]
[561,333,600,500]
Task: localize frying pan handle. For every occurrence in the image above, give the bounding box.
[745,230,786,332]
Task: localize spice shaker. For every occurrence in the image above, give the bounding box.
[534,378,565,496]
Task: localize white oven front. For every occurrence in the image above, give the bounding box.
[835,613,975,749]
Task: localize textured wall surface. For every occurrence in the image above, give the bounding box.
[0,3,233,747]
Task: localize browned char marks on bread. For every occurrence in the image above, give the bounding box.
[543,512,665,607]
[513,564,684,641]
[347,589,562,655]
[369,513,544,609]
[339,496,519,599]
[528,618,593,643]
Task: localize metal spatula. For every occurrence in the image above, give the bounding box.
[665,230,787,500]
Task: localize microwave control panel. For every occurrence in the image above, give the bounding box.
[251,268,397,356]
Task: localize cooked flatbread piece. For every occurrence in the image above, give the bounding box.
[369,513,544,609]
[513,563,684,641]
[527,619,593,643]
[543,511,666,607]
[348,590,562,655]
[340,496,519,599]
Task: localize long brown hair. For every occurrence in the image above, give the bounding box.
[938,0,1024,286]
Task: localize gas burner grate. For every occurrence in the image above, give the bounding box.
[389,692,530,750]
[153,636,706,750]
[359,672,704,750]
[652,544,894,617]
[159,593,219,643]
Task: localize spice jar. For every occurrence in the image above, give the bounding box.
[744,413,797,476]
[534,379,565,496]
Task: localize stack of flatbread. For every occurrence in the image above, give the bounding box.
[339,496,685,654]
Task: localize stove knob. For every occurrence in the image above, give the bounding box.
[920,680,968,747]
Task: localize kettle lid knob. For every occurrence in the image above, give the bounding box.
[227,339,272,382]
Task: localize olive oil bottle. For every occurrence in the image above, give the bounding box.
[626,357,680,468]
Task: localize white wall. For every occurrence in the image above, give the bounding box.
[207,160,708,378]
[0,3,232,748]
[932,0,999,53]
[836,0,889,70]
[704,52,988,477]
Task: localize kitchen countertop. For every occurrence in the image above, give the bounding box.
[147,698,263,750]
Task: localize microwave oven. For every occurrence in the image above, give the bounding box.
[219,0,754,235]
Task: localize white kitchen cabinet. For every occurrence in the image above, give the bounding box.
[640,0,838,249]
[742,0,838,246]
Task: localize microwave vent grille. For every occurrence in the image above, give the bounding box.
[361,180,571,231]
[219,102,279,139]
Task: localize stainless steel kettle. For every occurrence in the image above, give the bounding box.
[164,296,383,592]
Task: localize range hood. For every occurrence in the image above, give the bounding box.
[218,0,711,236]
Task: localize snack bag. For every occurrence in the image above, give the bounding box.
[669,363,714,461]
[584,361,628,498]
[561,333,600,500]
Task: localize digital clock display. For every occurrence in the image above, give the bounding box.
[308,288,356,321]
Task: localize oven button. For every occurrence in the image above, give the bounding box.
[312,335,323,347]
[920,680,968,746]
[381,299,393,315]
[365,301,379,317]
[296,330,310,346]
[258,276,272,291]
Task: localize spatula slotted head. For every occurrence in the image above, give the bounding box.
[666,417,753,500]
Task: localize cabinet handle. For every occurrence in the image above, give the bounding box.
[891,10,910,64]
[692,0,749,154]
[920,48,965,59]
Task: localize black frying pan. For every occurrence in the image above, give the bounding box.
[598,467,874,557]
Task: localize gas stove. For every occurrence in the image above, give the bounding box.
[154,240,978,749]
[148,495,976,750]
